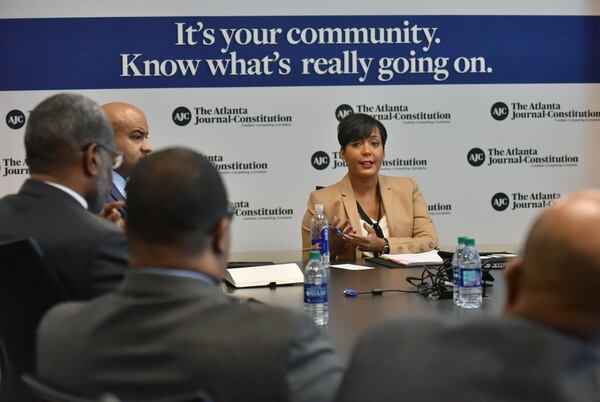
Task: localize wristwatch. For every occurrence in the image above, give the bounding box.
[381,238,390,254]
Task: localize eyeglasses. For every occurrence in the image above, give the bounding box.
[82,142,124,169]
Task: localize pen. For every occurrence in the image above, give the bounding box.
[330,225,342,235]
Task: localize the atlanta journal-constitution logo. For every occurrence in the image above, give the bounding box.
[491,192,560,212]
[5,110,26,129]
[490,101,600,122]
[172,105,293,127]
[311,151,330,170]
[467,147,579,168]
[310,150,427,172]
[335,103,451,124]
[206,154,268,175]
[230,201,294,221]
[1,157,29,177]
[428,201,452,216]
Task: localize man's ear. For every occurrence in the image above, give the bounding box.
[83,144,101,177]
[212,218,230,257]
[504,259,524,314]
[339,147,345,161]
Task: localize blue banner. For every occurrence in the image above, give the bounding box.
[1,15,599,90]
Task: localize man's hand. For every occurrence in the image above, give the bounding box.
[98,201,125,230]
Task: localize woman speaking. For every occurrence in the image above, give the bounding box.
[301,113,438,262]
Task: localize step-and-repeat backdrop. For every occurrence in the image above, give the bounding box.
[2,1,599,255]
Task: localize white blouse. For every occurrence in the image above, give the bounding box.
[359,214,390,258]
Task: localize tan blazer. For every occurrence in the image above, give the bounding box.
[301,174,438,261]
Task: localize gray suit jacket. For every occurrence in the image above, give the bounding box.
[0,179,127,299]
[336,316,600,402]
[37,270,343,402]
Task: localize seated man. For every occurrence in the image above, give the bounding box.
[0,93,128,299]
[101,102,152,219]
[36,148,343,402]
[336,190,600,402]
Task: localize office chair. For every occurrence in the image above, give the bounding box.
[22,374,215,402]
[0,238,70,402]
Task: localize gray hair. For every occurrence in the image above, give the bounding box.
[25,93,113,173]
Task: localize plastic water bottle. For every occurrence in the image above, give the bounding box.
[304,250,329,326]
[452,236,467,306]
[310,204,330,271]
[459,237,482,309]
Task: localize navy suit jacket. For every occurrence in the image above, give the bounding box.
[106,182,127,220]
[0,179,128,299]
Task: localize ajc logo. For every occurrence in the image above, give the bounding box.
[335,104,354,122]
[6,110,26,130]
[172,106,192,126]
[491,192,510,211]
[490,102,509,121]
[311,151,330,170]
[467,148,485,167]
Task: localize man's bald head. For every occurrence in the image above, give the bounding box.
[506,190,600,340]
[101,102,151,178]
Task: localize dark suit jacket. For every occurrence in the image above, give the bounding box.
[302,174,438,261]
[106,182,127,220]
[337,316,600,402]
[37,270,343,402]
[0,179,127,299]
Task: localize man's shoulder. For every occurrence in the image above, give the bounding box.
[355,316,510,356]
[358,315,593,360]
[226,297,306,328]
[38,287,310,348]
[38,299,93,336]
[0,186,121,240]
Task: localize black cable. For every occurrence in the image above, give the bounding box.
[406,262,454,300]
[352,288,418,296]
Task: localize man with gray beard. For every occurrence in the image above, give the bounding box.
[0,93,128,299]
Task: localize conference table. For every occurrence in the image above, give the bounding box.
[224,261,507,362]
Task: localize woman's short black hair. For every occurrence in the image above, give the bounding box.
[337,113,388,149]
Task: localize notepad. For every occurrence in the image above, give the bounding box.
[223,263,304,288]
[331,264,374,271]
[380,250,443,266]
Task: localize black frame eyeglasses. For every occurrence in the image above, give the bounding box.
[82,142,124,169]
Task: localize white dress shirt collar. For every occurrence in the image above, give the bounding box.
[44,181,88,209]
[112,171,127,199]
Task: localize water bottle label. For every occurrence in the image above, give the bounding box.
[453,265,460,285]
[319,227,329,255]
[304,283,328,303]
[460,269,481,287]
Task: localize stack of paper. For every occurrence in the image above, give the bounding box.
[380,250,443,266]
[223,263,304,288]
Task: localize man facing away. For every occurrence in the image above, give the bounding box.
[36,148,343,402]
[101,102,152,219]
[0,93,128,299]
[336,190,600,402]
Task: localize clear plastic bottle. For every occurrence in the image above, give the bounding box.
[459,237,482,309]
[310,204,330,271]
[452,236,467,306]
[304,250,329,326]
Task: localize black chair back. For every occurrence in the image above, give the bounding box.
[0,238,69,402]
[22,374,215,402]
